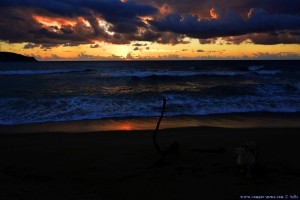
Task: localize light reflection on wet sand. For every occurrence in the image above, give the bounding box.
[1,112,300,134]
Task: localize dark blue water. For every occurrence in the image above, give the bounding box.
[0,60,300,125]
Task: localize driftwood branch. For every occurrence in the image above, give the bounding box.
[152,97,179,167]
[153,97,166,155]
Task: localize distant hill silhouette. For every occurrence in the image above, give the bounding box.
[0,52,37,62]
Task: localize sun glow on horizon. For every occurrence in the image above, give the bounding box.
[1,38,300,61]
[119,123,132,131]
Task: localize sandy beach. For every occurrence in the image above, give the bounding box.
[1,120,300,199]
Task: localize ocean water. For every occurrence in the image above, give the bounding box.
[0,60,300,125]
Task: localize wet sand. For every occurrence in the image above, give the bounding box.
[1,112,300,133]
[0,125,300,199]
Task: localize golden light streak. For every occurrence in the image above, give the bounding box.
[98,18,114,35]
[33,15,76,28]
[78,17,91,27]
[139,16,154,25]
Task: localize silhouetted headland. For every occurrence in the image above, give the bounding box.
[0,52,37,62]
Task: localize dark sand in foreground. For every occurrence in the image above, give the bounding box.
[1,125,300,200]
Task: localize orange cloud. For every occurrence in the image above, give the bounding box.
[139,16,154,25]
[159,4,172,15]
[209,8,218,19]
[32,15,76,28]
[78,17,91,27]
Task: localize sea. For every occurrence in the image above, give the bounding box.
[0,60,300,127]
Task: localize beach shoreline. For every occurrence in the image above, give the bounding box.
[1,112,300,134]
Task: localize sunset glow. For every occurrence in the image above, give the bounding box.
[0,0,299,60]
[119,123,133,131]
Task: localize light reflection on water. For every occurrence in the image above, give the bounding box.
[1,61,299,125]
[100,83,214,95]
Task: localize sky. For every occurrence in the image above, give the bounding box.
[0,0,300,61]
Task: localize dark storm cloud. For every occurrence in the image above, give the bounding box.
[86,0,157,21]
[84,0,157,34]
[136,0,300,16]
[248,31,300,45]
[0,7,98,46]
[245,0,300,15]
[150,8,300,39]
[0,0,158,46]
[138,0,300,44]
[0,0,157,19]
[0,7,102,47]
[0,0,300,46]
[223,31,300,45]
